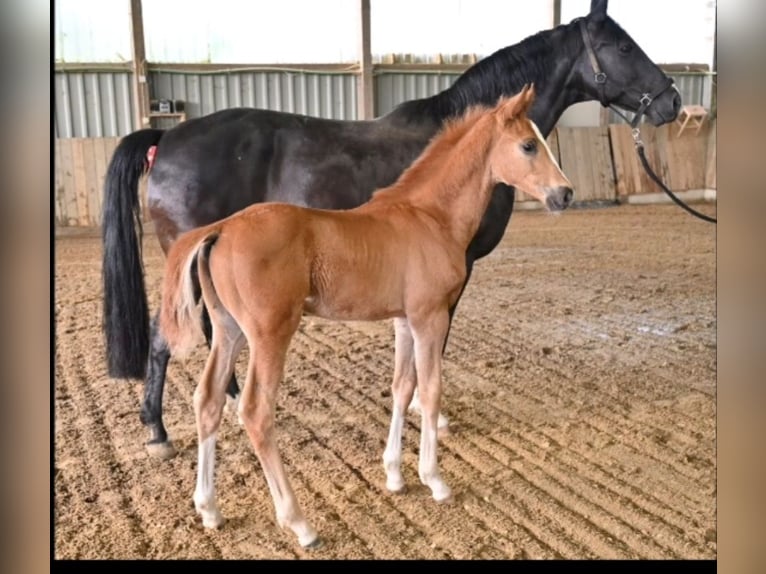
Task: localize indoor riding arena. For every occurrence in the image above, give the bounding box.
[54,0,717,561]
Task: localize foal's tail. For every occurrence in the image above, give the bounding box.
[102,128,165,379]
[159,226,221,356]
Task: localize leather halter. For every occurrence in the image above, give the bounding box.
[578,18,674,128]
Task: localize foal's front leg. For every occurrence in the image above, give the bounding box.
[383,318,417,493]
[411,311,452,502]
[407,259,474,431]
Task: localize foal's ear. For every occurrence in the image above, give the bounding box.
[497,84,535,124]
[590,0,608,23]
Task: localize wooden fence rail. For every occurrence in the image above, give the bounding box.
[54,121,716,228]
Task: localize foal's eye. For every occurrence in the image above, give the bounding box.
[619,43,633,54]
[522,139,537,154]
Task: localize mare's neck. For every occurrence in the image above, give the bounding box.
[384,22,588,137]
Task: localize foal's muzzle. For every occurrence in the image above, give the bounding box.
[545,186,574,211]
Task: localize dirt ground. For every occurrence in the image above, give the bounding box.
[54,203,717,560]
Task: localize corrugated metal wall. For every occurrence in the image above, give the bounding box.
[375,72,461,117]
[149,70,357,121]
[54,71,135,138]
[54,68,714,137]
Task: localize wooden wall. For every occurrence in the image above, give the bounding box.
[54,123,716,227]
[609,120,715,200]
[54,137,148,227]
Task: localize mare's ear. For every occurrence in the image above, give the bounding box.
[590,0,608,23]
[497,84,535,124]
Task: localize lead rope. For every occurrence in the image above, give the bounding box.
[632,129,716,224]
[613,108,717,225]
[577,18,715,224]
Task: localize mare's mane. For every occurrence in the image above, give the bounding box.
[389,22,576,124]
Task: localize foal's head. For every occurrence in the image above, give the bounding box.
[489,86,574,211]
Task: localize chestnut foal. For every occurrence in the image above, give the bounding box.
[159,85,573,548]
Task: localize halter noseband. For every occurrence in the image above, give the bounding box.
[578,18,674,129]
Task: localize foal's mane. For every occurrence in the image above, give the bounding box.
[371,105,496,202]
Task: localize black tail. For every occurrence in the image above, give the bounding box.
[102,128,165,379]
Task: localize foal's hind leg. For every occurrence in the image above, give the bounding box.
[383,318,417,493]
[192,319,246,529]
[201,305,241,420]
[238,315,320,549]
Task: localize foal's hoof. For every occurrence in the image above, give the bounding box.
[434,492,455,505]
[200,513,226,529]
[301,536,324,550]
[145,440,177,460]
[431,484,453,504]
[387,483,408,495]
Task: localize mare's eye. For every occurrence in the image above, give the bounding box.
[522,139,537,154]
[619,44,633,54]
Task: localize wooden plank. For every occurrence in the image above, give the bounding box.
[608,124,638,200]
[82,138,100,226]
[92,137,110,227]
[705,119,716,189]
[71,139,90,226]
[54,139,67,226]
[645,124,670,193]
[130,0,150,128]
[59,139,78,226]
[610,124,666,197]
[657,122,706,191]
[557,126,615,202]
[592,125,616,201]
[357,0,374,119]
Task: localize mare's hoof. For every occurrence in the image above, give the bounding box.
[146,440,177,460]
[301,536,324,550]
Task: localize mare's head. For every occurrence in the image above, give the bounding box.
[489,85,573,212]
[575,0,681,125]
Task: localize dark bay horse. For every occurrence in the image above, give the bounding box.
[102,0,681,458]
[160,88,573,547]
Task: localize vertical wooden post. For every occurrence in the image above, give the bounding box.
[130,0,150,129]
[357,0,374,120]
[710,6,717,118]
[553,0,561,27]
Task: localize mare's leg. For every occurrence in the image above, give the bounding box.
[238,314,320,549]
[407,260,475,430]
[193,317,246,529]
[410,309,452,502]
[383,318,417,493]
[201,305,241,408]
[140,312,176,459]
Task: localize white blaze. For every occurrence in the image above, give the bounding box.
[531,120,571,187]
